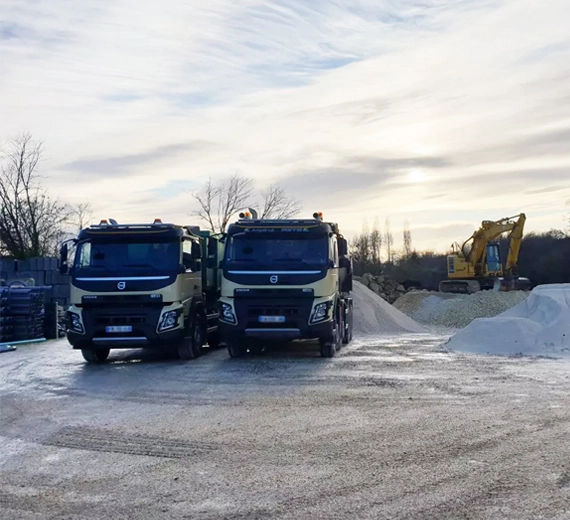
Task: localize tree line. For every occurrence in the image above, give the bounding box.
[351,220,570,289]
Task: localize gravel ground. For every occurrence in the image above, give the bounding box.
[1,337,570,520]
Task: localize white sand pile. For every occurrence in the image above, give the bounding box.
[394,290,528,329]
[446,284,570,357]
[352,281,426,336]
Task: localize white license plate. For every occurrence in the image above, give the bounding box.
[258,316,285,323]
[106,326,132,333]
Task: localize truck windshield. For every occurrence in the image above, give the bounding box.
[73,239,181,275]
[226,234,328,268]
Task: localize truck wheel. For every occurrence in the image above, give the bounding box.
[343,304,353,344]
[319,319,339,358]
[178,317,204,360]
[335,311,343,351]
[319,339,336,358]
[82,349,110,364]
[227,341,247,358]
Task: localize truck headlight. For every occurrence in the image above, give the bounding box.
[310,302,331,324]
[220,303,236,324]
[68,312,85,334]
[158,310,180,332]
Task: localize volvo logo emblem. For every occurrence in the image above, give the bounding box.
[269,275,278,284]
[117,281,126,290]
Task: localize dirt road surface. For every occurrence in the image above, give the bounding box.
[1,335,569,519]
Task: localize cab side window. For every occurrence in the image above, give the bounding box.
[182,240,194,271]
[331,238,338,267]
[183,239,202,271]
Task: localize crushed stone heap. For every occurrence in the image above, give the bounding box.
[445,284,570,357]
[352,281,426,336]
[393,290,528,329]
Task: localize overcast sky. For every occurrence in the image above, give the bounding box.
[1,0,569,253]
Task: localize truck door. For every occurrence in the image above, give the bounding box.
[182,239,202,299]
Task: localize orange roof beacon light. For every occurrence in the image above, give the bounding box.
[313,212,323,221]
[239,211,252,219]
[99,219,109,225]
[153,218,163,225]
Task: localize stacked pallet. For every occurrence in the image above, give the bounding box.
[0,257,71,306]
[0,286,47,343]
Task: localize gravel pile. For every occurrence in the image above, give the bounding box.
[393,290,528,329]
[352,281,426,336]
[446,284,570,357]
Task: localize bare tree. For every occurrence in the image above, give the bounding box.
[403,220,412,258]
[258,184,302,219]
[384,217,394,263]
[192,173,254,233]
[369,217,382,263]
[69,202,94,233]
[191,174,301,232]
[0,133,70,259]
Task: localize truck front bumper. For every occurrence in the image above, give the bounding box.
[66,306,184,349]
[218,295,334,344]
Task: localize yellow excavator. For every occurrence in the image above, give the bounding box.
[439,213,531,294]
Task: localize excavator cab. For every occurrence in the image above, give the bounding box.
[485,243,501,274]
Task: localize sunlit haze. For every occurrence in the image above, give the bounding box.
[1,0,569,253]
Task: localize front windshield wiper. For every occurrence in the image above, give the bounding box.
[82,265,113,274]
[272,258,308,264]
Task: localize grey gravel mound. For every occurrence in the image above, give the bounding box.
[393,289,528,329]
[352,281,426,336]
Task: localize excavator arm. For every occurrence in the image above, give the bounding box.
[462,213,526,271]
[504,213,526,273]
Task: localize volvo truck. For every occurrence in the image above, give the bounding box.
[59,219,223,363]
[218,212,353,358]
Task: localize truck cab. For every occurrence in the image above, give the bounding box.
[218,212,353,358]
[60,219,221,363]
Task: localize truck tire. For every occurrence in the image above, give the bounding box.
[319,338,336,358]
[82,348,110,364]
[227,341,247,358]
[178,316,204,360]
[319,316,340,358]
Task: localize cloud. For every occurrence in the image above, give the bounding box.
[61,142,207,177]
[1,0,570,252]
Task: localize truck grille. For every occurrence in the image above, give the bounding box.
[95,315,146,326]
[248,307,299,317]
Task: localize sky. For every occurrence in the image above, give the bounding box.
[1,0,569,254]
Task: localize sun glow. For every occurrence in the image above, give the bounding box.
[408,169,426,183]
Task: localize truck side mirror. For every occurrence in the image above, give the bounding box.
[338,238,347,256]
[191,241,202,259]
[339,256,352,274]
[59,243,69,275]
[207,238,217,256]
